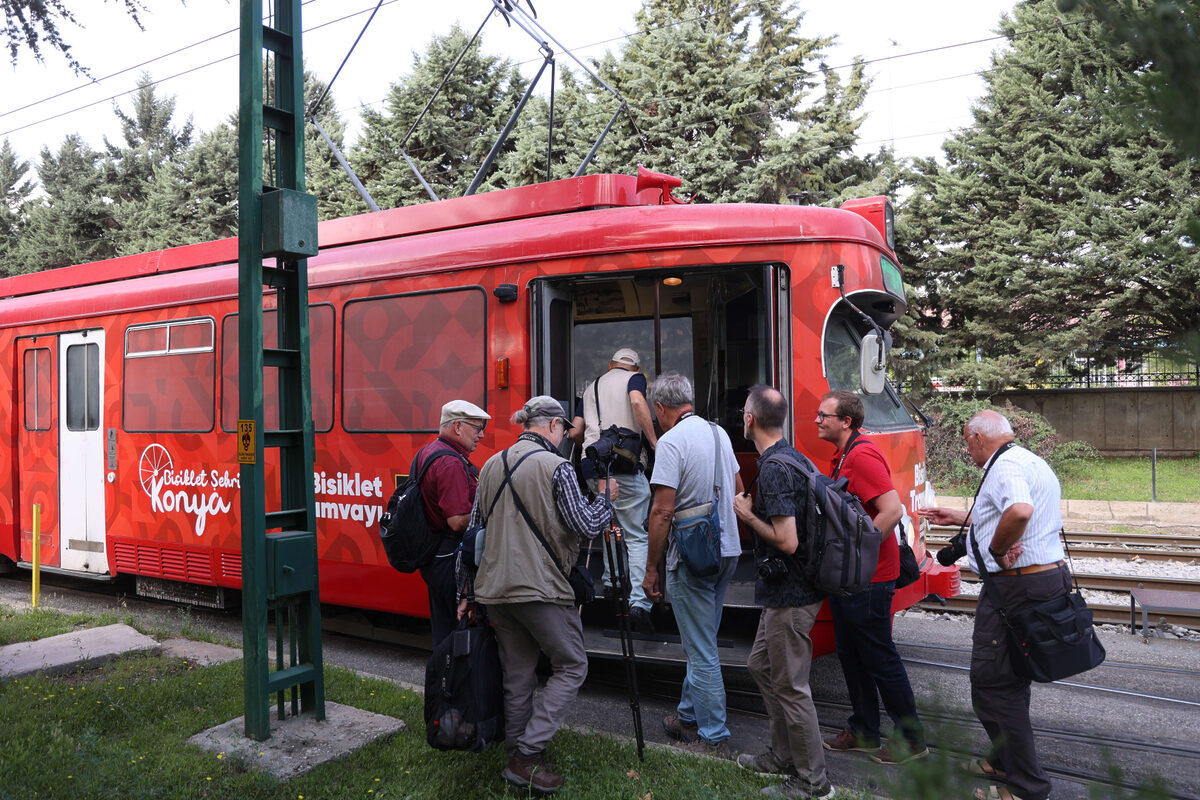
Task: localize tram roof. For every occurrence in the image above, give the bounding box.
[0,173,889,302]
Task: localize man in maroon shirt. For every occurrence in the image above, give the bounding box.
[415,399,490,646]
[816,390,927,765]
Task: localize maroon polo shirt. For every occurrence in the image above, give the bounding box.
[830,435,901,583]
[414,436,478,535]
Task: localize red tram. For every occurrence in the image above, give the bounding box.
[0,171,958,652]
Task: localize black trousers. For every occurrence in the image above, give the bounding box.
[420,536,461,648]
[971,563,1071,800]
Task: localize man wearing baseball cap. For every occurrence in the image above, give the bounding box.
[414,399,491,646]
[571,347,658,633]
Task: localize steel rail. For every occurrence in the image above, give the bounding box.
[928,525,1200,549]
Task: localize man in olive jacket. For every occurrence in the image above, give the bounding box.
[470,396,615,795]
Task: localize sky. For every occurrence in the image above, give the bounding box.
[1,0,1019,174]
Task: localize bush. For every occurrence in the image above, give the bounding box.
[924,397,1098,491]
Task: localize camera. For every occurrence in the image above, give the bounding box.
[585,425,642,470]
[757,556,790,582]
[937,532,968,566]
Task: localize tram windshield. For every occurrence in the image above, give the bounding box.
[823,307,912,430]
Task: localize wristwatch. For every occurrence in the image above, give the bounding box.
[988,545,1008,562]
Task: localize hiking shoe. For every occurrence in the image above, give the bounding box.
[502,750,563,795]
[674,737,732,759]
[871,741,930,765]
[822,728,879,752]
[737,750,794,778]
[629,606,656,634]
[761,776,836,799]
[663,714,700,743]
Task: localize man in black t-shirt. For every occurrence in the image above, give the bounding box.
[732,385,834,800]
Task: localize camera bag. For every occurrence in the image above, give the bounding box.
[894,524,921,589]
[670,421,723,578]
[425,616,505,752]
[588,375,642,471]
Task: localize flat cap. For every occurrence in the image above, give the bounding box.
[522,395,573,428]
[440,399,491,426]
[611,347,639,367]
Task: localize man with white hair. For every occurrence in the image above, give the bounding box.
[571,347,658,632]
[919,410,1067,800]
[415,399,491,647]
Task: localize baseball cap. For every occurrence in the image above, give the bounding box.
[522,395,573,428]
[440,399,491,426]
[611,348,639,367]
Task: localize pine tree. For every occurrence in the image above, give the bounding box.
[351,25,529,207]
[304,71,369,219]
[13,135,114,271]
[900,0,1200,390]
[0,138,34,275]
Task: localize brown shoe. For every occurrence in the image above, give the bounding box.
[674,737,732,759]
[502,751,563,795]
[663,713,700,743]
[822,728,879,753]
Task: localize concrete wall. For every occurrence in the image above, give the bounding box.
[993,387,1199,456]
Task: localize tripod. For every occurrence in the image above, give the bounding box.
[600,461,645,761]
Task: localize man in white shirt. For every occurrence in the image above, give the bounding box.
[918,410,1067,800]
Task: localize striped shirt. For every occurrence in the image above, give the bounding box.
[968,444,1065,574]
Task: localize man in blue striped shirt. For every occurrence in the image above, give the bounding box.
[919,410,1067,800]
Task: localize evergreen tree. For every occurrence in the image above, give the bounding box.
[0,137,34,275]
[900,0,1200,391]
[3,0,144,72]
[13,134,114,271]
[351,25,528,207]
[304,71,368,219]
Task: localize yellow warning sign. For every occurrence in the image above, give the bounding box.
[237,420,256,464]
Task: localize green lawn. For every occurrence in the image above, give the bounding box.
[938,456,1199,503]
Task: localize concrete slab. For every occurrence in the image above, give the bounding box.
[161,638,241,666]
[1151,502,1200,527]
[188,701,406,780]
[1063,499,1117,521]
[0,623,161,680]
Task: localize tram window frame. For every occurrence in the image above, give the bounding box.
[65,342,100,432]
[341,286,488,434]
[23,346,53,431]
[122,317,216,434]
[218,303,336,434]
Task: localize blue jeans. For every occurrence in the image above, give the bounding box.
[829,580,924,748]
[667,555,738,744]
[589,473,652,611]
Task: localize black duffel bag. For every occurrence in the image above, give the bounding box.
[425,618,505,752]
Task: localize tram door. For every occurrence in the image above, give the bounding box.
[58,329,108,574]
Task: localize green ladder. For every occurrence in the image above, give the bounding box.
[238,0,324,741]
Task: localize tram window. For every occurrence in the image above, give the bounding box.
[823,311,911,429]
[123,319,215,433]
[66,343,100,432]
[342,288,487,432]
[219,305,335,433]
[23,347,52,431]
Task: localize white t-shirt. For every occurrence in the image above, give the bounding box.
[968,444,1065,574]
[651,414,741,569]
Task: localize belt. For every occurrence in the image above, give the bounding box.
[993,560,1064,577]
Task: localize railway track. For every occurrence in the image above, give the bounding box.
[928,525,1200,551]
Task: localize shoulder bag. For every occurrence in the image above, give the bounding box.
[671,421,723,578]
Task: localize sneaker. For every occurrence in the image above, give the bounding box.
[675,737,732,759]
[629,606,656,634]
[822,728,879,753]
[871,741,930,765]
[737,751,794,778]
[663,713,700,743]
[761,776,836,799]
[502,751,563,795]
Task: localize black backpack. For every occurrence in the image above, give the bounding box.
[769,448,883,598]
[379,448,468,573]
[425,619,505,752]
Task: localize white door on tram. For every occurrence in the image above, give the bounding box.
[58,329,108,574]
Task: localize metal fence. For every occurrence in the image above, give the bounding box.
[1039,353,1199,388]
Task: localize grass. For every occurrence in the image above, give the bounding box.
[938,455,1199,503]
[0,604,876,800]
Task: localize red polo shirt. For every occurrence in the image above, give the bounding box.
[415,436,477,534]
[829,435,900,583]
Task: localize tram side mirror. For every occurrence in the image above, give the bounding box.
[860,332,887,395]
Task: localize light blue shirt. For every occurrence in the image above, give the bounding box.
[968,444,1065,574]
[651,414,741,570]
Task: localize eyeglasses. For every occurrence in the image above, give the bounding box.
[458,420,486,436]
[814,411,843,421]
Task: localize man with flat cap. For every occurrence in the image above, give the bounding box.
[415,398,491,646]
[571,347,657,632]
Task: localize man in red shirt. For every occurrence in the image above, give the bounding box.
[816,390,927,765]
[415,399,490,646]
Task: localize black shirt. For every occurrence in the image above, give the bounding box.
[752,438,823,609]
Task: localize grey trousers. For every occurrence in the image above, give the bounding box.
[748,602,829,789]
[971,564,1071,800]
[488,601,588,756]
